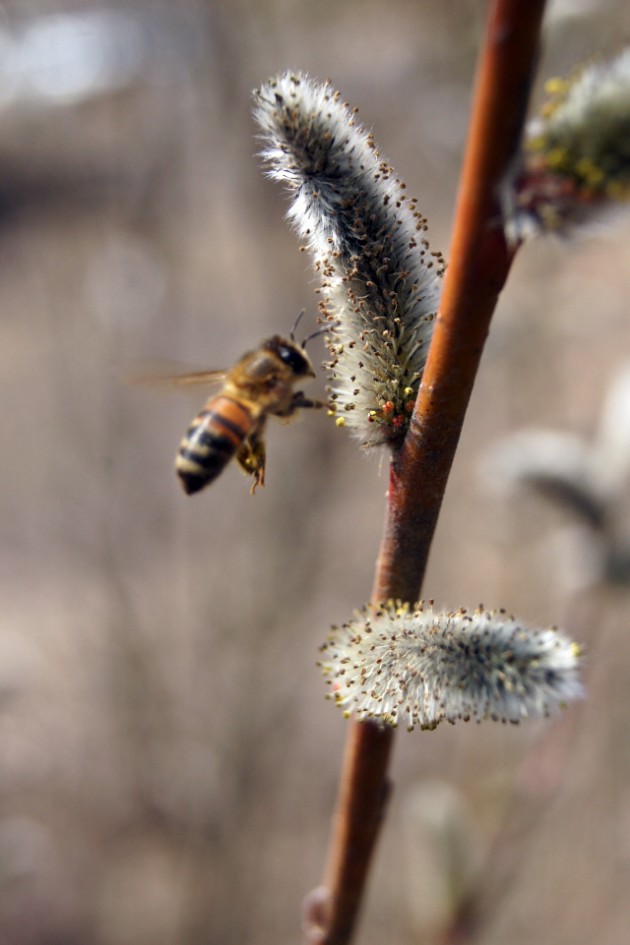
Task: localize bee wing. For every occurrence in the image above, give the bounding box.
[157,369,228,387]
[129,361,228,390]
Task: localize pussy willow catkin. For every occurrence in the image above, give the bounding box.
[319,602,583,731]
[254,72,444,449]
[504,47,630,241]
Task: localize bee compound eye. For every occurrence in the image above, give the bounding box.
[276,344,310,374]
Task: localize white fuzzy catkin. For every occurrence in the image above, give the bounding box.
[253,72,444,449]
[505,47,630,240]
[319,602,583,731]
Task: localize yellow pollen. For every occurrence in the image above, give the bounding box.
[545,147,568,170]
[526,134,546,153]
[575,158,604,186]
[544,77,569,96]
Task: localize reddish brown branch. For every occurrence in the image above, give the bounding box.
[380,0,546,602]
[315,723,394,945]
[311,3,548,944]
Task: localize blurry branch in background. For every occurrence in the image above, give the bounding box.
[483,363,630,589]
[401,781,484,945]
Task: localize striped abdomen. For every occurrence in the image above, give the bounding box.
[176,395,253,495]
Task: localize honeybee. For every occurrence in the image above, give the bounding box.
[172,325,326,495]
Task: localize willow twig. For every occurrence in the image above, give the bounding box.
[312,3,548,944]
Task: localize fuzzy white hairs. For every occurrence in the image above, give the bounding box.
[254,72,444,449]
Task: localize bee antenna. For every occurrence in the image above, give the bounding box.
[301,320,340,348]
[289,308,307,341]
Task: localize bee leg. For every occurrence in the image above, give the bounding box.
[236,433,266,493]
[279,391,326,415]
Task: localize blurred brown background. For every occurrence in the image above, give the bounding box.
[2,1,630,943]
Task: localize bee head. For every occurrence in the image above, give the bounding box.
[265,335,315,377]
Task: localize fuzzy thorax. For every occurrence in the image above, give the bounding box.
[254,72,444,449]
